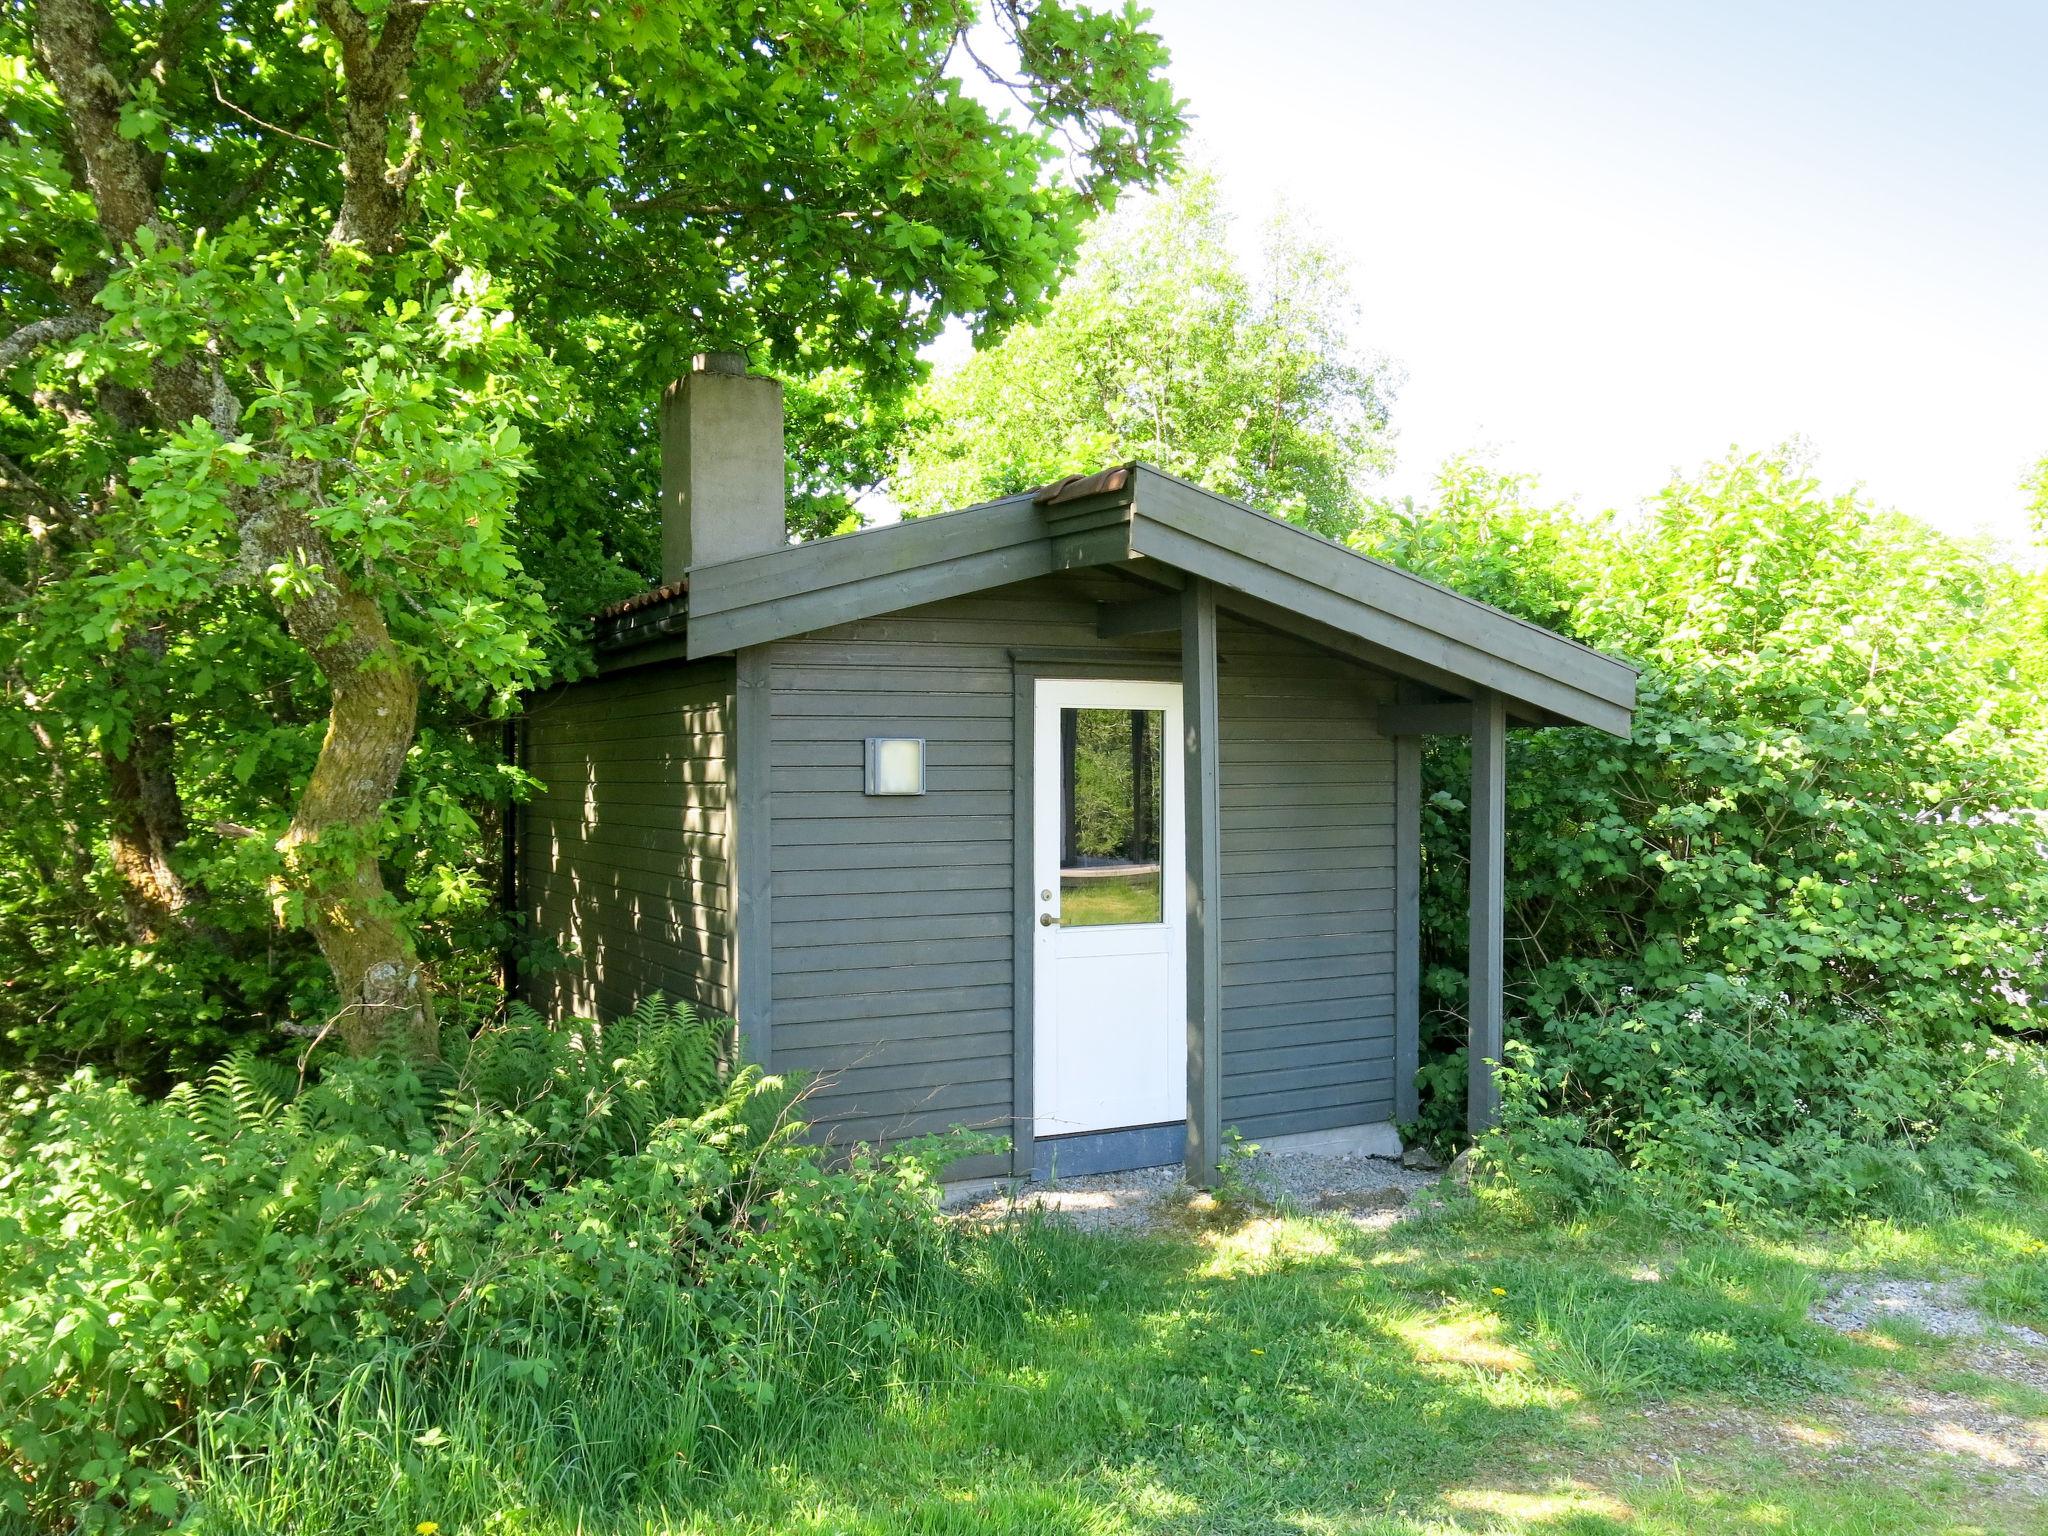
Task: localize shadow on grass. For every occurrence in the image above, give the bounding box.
[196,1198,2048,1535]
[690,1206,1869,1536]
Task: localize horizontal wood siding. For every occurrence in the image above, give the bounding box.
[766,571,1173,1149]
[521,659,737,1022]
[1217,617,1398,1138]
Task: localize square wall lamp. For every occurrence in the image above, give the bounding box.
[864,736,926,796]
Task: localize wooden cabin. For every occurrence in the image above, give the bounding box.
[515,355,1638,1183]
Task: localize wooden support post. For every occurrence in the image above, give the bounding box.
[1467,688,1506,1133]
[1009,667,1037,1179]
[1393,733,1422,1125]
[1182,578,1223,1186]
[734,645,774,1072]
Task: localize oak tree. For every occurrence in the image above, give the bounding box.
[2,0,1183,1060]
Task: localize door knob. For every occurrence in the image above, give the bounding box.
[1039,912,1058,927]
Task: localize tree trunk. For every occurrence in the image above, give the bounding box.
[39,0,442,1059]
[102,630,197,943]
[104,720,190,943]
[262,514,437,1058]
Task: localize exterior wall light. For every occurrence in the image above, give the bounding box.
[864,736,926,796]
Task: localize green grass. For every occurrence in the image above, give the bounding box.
[191,1198,2048,1536]
[1061,871,1163,926]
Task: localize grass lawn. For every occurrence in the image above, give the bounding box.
[201,1194,2048,1535]
[660,1200,2048,1536]
[1061,871,1165,927]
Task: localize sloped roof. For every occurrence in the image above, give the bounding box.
[615,463,1637,735]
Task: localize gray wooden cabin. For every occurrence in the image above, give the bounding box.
[515,355,1637,1184]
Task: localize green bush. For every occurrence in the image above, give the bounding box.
[1481,993,2048,1224]
[1367,450,2048,1219]
[0,998,970,1532]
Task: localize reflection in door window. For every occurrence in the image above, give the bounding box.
[1060,707,1164,926]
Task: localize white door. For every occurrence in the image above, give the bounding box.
[1033,678,1186,1137]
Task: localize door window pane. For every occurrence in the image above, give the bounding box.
[1060,707,1164,926]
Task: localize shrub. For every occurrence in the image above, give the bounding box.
[0,998,970,1532]
[1479,991,2048,1224]
[1366,450,2048,1218]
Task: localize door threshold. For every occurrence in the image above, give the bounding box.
[1032,1121,1188,1179]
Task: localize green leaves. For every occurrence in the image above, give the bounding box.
[3,0,1183,1063]
[893,171,1393,538]
[81,235,555,702]
[1375,448,2048,1217]
[0,1001,968,1527]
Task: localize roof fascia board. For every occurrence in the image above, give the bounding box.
[692,493,1044,615]
[1131,515,1630,733]
[688,539,1057,657]
[1130,471,1634,736]
[683,495,1053,658]
[670,462,1634,737]
[594,634,693,675]
[1131,468,1637,708]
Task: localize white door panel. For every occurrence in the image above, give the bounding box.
[1032,678,1186,1137]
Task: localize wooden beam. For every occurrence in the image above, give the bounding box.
[1467,688,1507,1133]
[1394,732,1422,1125]
[734,645,774,1071]
[1220,589,1470,695]
[1120,556,1187,592]
[1380,701,1475,736]
[1381,701,1554,735]
[1096,593,1182,639]
[1181,577,1223,1186]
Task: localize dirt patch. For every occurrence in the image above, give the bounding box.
[1641,1390,2048,1504]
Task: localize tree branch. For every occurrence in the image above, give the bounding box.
[208,64,340,152]
[0,311,99,375]
[0,449,77,525]
[315,0,431,253]
[30,0,165,245]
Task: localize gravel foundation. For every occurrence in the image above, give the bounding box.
[943,1149,1443,1235]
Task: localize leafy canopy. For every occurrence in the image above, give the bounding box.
[1369,450,2048,1216]
[1,0,1184,1066]
[891,170,1395,537]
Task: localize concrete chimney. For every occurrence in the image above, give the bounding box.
[660,352,785,585]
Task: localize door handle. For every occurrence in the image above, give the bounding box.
[1039,912,1058,927]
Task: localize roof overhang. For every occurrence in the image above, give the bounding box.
[635,463,1636,736]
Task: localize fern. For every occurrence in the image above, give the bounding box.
[0,993,948,1532]
[455,996,742,1178]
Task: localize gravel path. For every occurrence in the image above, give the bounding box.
[1794,1272,2048,1490]
[943,1149,1444,1234]
[1811,1276,2048,1349]
[1810,1274,2048,1397]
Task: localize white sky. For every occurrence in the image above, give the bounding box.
[960,1,2048,548]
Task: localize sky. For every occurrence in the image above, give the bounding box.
[997,1,2048,546]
